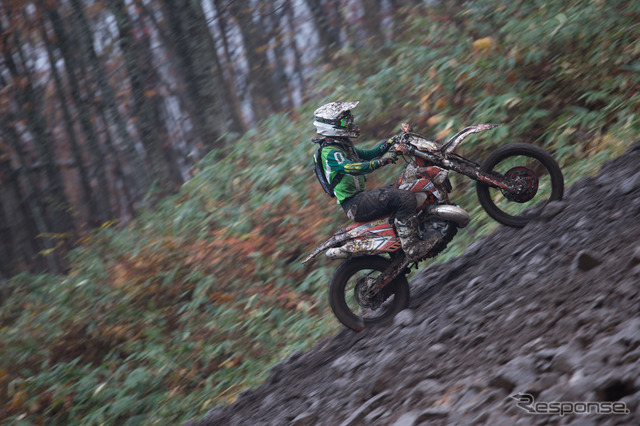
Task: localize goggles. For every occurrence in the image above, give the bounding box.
[339,113,354,128]
[314,111,355,128]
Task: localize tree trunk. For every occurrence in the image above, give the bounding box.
[1,23,75,238]
[228,3,283,122]
[284,0,307,102]
[96,109,136,219]
[211,0,249,132]
[361,0,384,46]
[39,16,101,223]
[0,114,61,274]
[108,0,183,195]
[158,0,226,149]
[266,2,293,109]
[44,4,113,223]
[0,156,38,276]
[67,0,152,198]
[304,0,342,62]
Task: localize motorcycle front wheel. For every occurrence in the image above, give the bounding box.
[328,255,410,332]
[476,143,564,228]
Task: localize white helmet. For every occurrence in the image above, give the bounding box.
[313,101,360,138]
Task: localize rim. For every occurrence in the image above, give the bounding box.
[488,154,555,219]
[343,268,397,322]
[502,166,539,203]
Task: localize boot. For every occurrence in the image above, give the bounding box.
[394,215,440,262]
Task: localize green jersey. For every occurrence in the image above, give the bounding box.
[320,140,390,204]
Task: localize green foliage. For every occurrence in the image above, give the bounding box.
[2,0,639,423]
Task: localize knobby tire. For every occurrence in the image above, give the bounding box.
[476,143,564,228]
[329,255,410,332]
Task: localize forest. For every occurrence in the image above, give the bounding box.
[0,0,403,277]
[1,0,639,423]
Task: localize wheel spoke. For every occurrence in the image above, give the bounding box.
[489,155,552,217]
[329,256,410,331]
[476,144,564,228]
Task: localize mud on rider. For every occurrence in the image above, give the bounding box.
[312,101,437,262]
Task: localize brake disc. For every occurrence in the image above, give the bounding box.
[502,166,538,203]
[353,276,384,310]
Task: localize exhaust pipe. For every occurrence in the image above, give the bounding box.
[428,205,470,228]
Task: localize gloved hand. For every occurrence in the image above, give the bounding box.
[381,136,397,152]
[395,143,412,156]
[377,151,397,167]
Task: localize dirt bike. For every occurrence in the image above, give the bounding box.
[302,123,564,332]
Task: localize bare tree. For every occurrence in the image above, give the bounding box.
[43,3,114,222]
[158,0,227,148]
[211,0,249,133]
[39,15,102,223]
[67,0,152,198]
[0,15,74,238]
[108,0,183,194]
[304,0,343,61]
[361,0,383,46]
[227,2,284,121]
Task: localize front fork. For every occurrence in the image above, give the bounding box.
[366,254,410,298]
[410,147,523,194]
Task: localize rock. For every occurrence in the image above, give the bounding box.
[574,250,603,272]
[620,171,640,194]
[426,343,447,355]
[628,246,640,269]
[196,408,225,426]
[339,391,391,426]
[394,309,415,328]
[363,406,388,423]
[467,332,488,347]
[465,277,482,290]
[415,407,449,421]
[518,272,539,286]
[390,411,419,426]
[551,345,582,374]
[612,317,640,346]
[435,324,457,342]
[540,200,567,219]
[521,372,562,395]
[490,356,537,392]
[594,373,637,402]
[469,410,490,424]
[408,379,442,406]
[580,335,627,368]
[621,391,640,413]
[291,411,317,426]
[331,354,366,375]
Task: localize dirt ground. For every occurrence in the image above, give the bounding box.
[190,142,640,426]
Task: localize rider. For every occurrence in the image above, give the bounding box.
[313,101,438,262]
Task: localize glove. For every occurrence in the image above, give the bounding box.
[380,136,397,152]
[396,143,412,156]
[377,151,397,167]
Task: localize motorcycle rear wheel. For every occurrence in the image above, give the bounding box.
[476,143,564,228]
[329,255,410,332]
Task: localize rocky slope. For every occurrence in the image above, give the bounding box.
[189,143,640,426]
